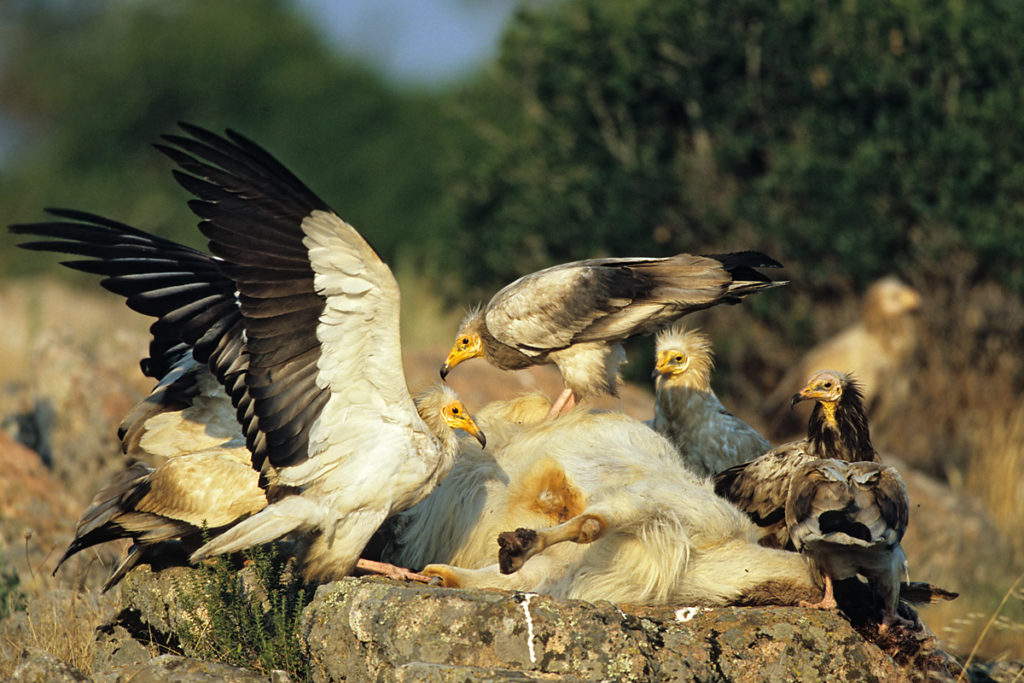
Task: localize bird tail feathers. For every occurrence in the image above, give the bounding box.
[190,496,323,562]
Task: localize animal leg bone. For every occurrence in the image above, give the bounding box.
[497,513,607,574]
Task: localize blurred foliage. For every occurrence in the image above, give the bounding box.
[0,0,468,276]
[0,548,25,619]
[451,0,1024,301]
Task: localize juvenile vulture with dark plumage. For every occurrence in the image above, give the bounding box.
[12,124,485,583]
[441,251,785,417]
[713,370,878,548]
[649,324,770,476]
[714,369,917,628]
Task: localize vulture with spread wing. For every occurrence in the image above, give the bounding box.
[49,350,265,591]
[441,251,785,417]
[713,370,877,548]
[649,324,770,476]
[12,124,484,583]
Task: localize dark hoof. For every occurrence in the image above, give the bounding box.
[498,528,538,574]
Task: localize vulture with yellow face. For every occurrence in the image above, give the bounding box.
[715,370,917,629]
[441,251,785,417]
[12,124,485,583]
[714,370,878,548]
[650,323,770,476]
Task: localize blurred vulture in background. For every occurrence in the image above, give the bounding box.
[765,277,921,439]
[441,252,785,418]
[649,324,770,476]
[13,124,485,585]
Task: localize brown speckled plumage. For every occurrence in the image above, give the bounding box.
[714,371,877,548]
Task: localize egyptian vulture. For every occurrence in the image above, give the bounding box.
[765,276,921,438]
[649,323,771,476]
[50,350,265,591]
[441,251,785,417]
[786,458,913,630]
[388,396,822,607]
[12,124,485,582]
[713,370,878,548]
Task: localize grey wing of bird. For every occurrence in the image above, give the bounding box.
[483,257,668,353]
[785,460,908,551]
[714,442,816,546]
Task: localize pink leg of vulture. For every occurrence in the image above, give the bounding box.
[799,574,838,610]
[546,388,578,419]
[354,558,434,583]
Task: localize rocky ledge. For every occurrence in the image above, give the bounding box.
[86,565,965,682]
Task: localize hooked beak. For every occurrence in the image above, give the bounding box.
[465,423,487,448]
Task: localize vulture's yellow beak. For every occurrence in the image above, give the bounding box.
[791,371,844,407]
[652,350,689,378]
[443,400,487,448]
[440,333,484,380]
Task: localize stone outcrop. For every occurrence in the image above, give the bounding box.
[114,566,962,682]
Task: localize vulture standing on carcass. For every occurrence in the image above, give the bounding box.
[388,395,822,607]
[765,276,921,439]
[649,323,770,476]
[12,124,485,583]
[440,251,785,417]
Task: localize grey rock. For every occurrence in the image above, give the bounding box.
[92,654,282,683]
[118,566,963,682]
[11,648,89,682]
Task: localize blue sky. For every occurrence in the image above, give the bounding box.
[293,0,518,84]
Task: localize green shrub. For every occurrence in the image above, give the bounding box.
[453,0,1024,299]
[172,544,313,679]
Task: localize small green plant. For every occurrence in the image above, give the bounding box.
[172,543,313,679]
[0,549,26,619]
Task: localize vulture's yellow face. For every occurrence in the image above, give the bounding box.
[791,371,845,420]
[441,399,487,447]
[652,349,690,378]
[440,333,483,379]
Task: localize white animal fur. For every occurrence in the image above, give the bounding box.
[390,398,817,606]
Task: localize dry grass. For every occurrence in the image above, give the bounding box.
[0,538,137,679]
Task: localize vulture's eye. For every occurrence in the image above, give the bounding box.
[674,355,684,362]
[450,406,461,416]
[459,337,470,347]
[823,382,833,389]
